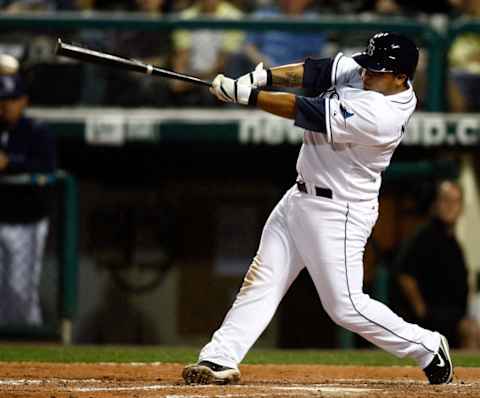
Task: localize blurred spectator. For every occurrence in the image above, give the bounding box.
[401,0,460,15]
[105,0,173,107]
[241,0,327,69]
[449,33,480,112]
[350,0,404,15]
[0,64,56,326]
[333,0,406,67]
[64,0,130,11]
[171,0,245,106]
[369,0,404,15]
[392,180,480,348]
[0,0,56,12]
[228,0,256,12]
[0,0,61,102]
[357,0,458,15]
[448,0,480,112]
[54,0,129,105]
[170,0,192,11]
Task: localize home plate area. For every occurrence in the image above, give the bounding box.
[0,363,478,398]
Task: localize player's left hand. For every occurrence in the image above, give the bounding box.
[210,74,252,105]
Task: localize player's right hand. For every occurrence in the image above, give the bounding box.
[210,74,252,105]
[237,63,269,88]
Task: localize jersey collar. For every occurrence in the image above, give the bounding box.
[386,81,414,104]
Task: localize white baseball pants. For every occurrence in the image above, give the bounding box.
[0,219,49,325]
[199,185,440,369]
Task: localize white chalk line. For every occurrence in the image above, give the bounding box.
[0,379,379,398]
[0,379,379,394]
[0,378,102,386]
[0,378,469,388]
[163,394,365,398]
[0,377,470,398]
[163,395,301,398]
[161,387,378,398]
[164,395,299,398]
[0,379,43,386]
[165,395,266,398]
[74,384,170,392]
[72,384,378,393]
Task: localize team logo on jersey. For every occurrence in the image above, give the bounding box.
[340,103,354,121]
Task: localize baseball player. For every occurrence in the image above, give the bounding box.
[182,32,453,385]
[0,71,56,325]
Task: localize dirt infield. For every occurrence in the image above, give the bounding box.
[0,362,478,398]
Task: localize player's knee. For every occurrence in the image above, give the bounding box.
[324,299,355,328]
[324,293,368,330]
[329,311,358,330]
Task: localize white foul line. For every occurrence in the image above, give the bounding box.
[71,383,378,394]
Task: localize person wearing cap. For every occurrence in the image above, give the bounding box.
[182,32,454,386]
[0,70,56,326]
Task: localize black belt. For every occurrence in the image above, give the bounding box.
[296,181,333,199]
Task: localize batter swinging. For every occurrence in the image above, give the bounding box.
[183,32,453,385]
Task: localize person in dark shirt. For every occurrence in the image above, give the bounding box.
[105,0,173,107]
[0,72,56,325]
[394,180,480,348]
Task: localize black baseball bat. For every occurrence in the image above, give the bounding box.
[55,38,212,87]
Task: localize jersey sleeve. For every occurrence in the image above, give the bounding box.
[332,53,362,88]
[294,95,326,134]
[302,57,334,93]
[325,89,399,146]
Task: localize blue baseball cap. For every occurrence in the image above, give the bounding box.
[0,74,26,100]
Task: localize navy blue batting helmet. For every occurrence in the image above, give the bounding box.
[353,32,419,80]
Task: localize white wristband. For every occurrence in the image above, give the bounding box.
[254,69,268,87]
[237,83,252,105]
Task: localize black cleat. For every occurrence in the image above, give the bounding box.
[182,360,240,385]
[423,334,453,384]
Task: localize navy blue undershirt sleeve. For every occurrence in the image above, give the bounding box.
[302,57,334,92]
[294,96,327,134]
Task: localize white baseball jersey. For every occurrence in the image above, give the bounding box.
[296,53,416,202]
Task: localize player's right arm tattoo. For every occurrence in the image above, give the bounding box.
[270,63,304,88]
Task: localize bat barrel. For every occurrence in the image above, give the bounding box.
[56,38,212,87]
[56,39,147,74]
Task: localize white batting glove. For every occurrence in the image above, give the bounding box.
[210,74,253,105]
[236,62,270,88]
